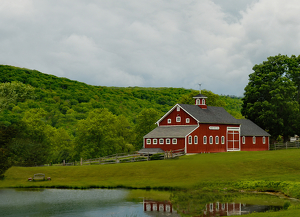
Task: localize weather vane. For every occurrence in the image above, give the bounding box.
[198,83,202,94]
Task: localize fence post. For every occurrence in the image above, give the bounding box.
[63,160,65,166]
[80,158,82,166]
[99,157,101,165]
[116,154,118,163]
[275,143,276,150]
[286,142,288,149]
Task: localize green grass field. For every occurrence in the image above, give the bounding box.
[1,149,300,189]
[2,149,300,216]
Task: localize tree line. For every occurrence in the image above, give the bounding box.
[0,65,243,176]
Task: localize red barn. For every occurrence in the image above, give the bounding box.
[141,94,270,154]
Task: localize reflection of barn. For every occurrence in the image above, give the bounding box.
[203,202,244,216]
[143,200,181,217]
[143,94,270,154]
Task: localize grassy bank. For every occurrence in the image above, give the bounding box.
[1,149,300,190]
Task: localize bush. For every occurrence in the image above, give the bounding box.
[150,153,164,160]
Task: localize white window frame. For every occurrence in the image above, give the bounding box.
[186,118,190,123]
[210,203,213,212]
[159,139,164,145]
[202,99,205,104]
[263,136,265,144]
[221,136,225,144]
[203,136,207,144]
[194,135,198,144]
[209,136,213,144]
[153,139,157,145]
[177,106,180,111]
[242,136,245,144]
[172,138,177,144]
[146,139,151,144]
[196,99,200,105]
[176,116,181,122]
[167,118,171,124]
[188,135,192,144]
[215,136,219,144]
[166,138,170,144]
[253,136,256,144]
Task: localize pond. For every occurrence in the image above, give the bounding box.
[0,188,296,217]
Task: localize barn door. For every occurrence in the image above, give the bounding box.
[227,127,240,151]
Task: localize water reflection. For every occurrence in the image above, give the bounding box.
[0,188,293,217]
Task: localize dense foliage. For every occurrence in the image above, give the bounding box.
[242,54,300,142]
[0,65,242,174]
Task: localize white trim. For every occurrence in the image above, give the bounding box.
[203,136,207,144]
[172,138,177,144]
[146,139,151,144]
[242,136,245,144]
[156,104,199,125]
[176,116,181,122]
[159,138,164,145]
[153,139,157,145]
[215,136,219,144]
[209,136,213,144]
[186,118,190,123]
[253,136,256,144]
[167,118,171,124]
[166,138,170,145]
[194,135,198,144]
[221,136,225,144]
[177,106,180,111]
[188,135,192,144]
[226,127,240,151]
[263,136,265,144]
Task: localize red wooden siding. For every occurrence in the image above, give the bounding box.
[241,136,269,151]
[159,107,198,126]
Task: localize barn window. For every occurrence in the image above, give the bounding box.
[166,138,170,144]
[242,136,245,144]
[222,203,225,210]
[177,106,180,111]
[146,139,151,144]
[172,138,177,144]
[221,136,225,144]
[203,136,207,144]
[188,135,192,144]
[176,116,181,122]
[263,136,266,144]
[253,136,256,144]
[167,119,171,124]
[215,136,219,144]
[209,136,213,144]
[196,99,200,105]
[210,203,213,212]
[153,139,157,145]
[202,99,205,105]
[194,135,198,144]
[186,118,190,123]
[159,139,164,144]
[216,202,219,211]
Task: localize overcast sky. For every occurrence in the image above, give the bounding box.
[1,0,300,96]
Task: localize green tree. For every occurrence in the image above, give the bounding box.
[0,81,35,111]
[242,54,300,142]
[134,108,161,149]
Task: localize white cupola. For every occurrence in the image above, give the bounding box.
[193,94,207,109]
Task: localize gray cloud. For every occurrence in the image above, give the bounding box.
[1,0,300,96]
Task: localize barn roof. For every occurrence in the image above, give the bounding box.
[179,104,239,124]
[235,119,271,136]
[144,125,198,138]
[138,148,165,154]
[193,94,207,98]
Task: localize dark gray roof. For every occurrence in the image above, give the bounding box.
[138,148,165,154]
[235,119,271,136]
[144,125,198,138]
[193,94,207,98]
[179,104,239,124]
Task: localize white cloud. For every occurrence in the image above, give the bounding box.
[0,0,300,96]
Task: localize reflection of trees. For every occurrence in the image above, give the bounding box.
[170,191,237,216]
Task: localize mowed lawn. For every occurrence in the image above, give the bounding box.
[1,149,300,189]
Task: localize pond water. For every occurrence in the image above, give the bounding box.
[0,188,294,217]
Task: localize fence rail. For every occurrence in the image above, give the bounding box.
[39,149,186,167]
[269,141,300,150]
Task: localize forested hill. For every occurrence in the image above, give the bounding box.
[0,65,242,167]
